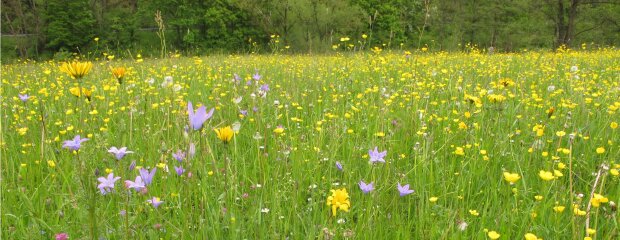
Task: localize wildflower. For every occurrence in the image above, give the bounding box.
[487,231,500,239]
[69,87,93,100]
[111,67,127,84]
[368,147,387,163]
[174,166,185,176]
[59,61,93,79]
[187,101,214,130]
[335,161,343,171]
[590,194,609,207]
[596,147,605,154]
[214,126,234,143]
[55,233,69,240]
[469,210,479,216]
[538,170,555,181]
[553,205,565,213]
[253,72,262,81]
[260,84,270,92]
[525,233,539,240]
[97,173,121,195]
[326,188,350,216]
[454,147,465,156]
[125,176,145,191]
[129,161,136,171]
[397,183,414,196]
[147,197,163,208]
[62,135,89,151]
[503,172,521,184]
[556,131,566,137]
[108,146,133,160]
[358,181,374,193]
[429,197,438,203]
[172,150,185,162]
[611,122,618,129]
[18,93,29,102]
[273,125,285,134]
[139,168,157,185]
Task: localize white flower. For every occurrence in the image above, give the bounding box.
[570,65,578,72]
[547,85,556,92]
[457,221,468,231]
[260,208,270,213]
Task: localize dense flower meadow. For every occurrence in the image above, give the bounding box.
[2,49,620,239]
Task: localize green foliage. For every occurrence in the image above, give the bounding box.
[1,0,619,60]
[44,0,96,52]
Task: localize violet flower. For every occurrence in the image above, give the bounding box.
[18,94,29,102]
[368,147,387,163]
[62,135,89,151]
[174,166,185,176]
[187,101,214,130]
[358,181,374,194]
[108,146,133,160]
[147,197,164,208]
[172,150,185,162]
[139,168,156,186]
[97,173,121,195]
[335,161,343,171]
[397,183,414,196]
[125,176,145,191]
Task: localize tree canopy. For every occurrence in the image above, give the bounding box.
[2,0,619,60]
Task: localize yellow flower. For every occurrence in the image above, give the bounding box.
[214,126,234,143]
[468,209,479,216]
[69,87,93,100]
[429,197,438,203]
[17,127,28,136]
[538,170,555,181]
[595,147,605,154]
[553,205,565,213]
[111,67,127,83]
[503,172,521,184]
[454,147,465,156]
[487,231,500,239]
[47,160,56,168]
[590,194,609,207]
[273,126,285,134]
[326,188,350,217]
[525,233,539,240]
[59,61,93,79]
[610,169,619,176]
[487,94,506,103]
[556,131,566,137]
[611,122,618,129]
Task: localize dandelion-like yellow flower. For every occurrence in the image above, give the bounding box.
[326,188,350,217]
[503,172,521,184]
[59,61,93,79]
[553,205,565,213]
[111,67,127,84]
[214,126,234,143]
[595,147,605,154]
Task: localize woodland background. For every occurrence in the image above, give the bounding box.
[2,0,619,61]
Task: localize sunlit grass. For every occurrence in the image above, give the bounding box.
[2,49,619,239]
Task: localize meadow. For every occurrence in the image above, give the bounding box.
[1,49,620,239]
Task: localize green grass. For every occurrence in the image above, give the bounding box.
[1,50,619,239]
